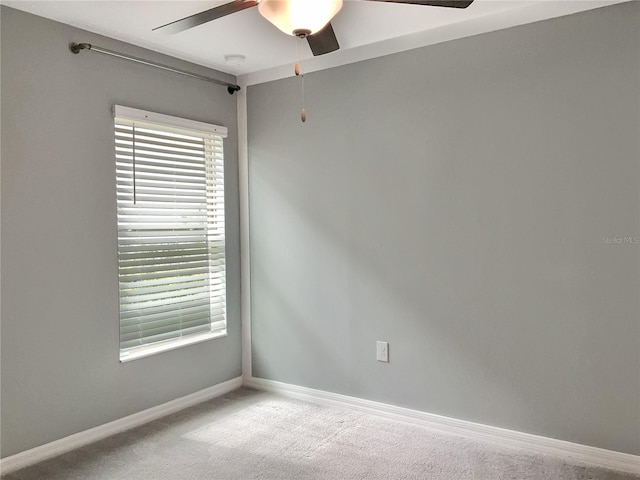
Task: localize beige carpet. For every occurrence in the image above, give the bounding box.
[2,388,637,480]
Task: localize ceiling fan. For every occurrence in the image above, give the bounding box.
[154,0,475,56]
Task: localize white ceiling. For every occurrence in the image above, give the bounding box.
[2,0,628,85]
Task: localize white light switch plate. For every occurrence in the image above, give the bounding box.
[376,341,389,362]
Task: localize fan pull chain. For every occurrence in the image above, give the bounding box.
[301,71,306,123]
[295,38,306,123]
[294,64,306,123]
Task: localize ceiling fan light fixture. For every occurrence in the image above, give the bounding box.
[258,0,343,36]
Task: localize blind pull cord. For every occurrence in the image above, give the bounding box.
[132,125,137,205]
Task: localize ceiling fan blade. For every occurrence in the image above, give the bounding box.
[364,0,473,8]
[307,23,340,56]
[153,1,259,34]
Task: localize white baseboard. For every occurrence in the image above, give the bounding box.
[0,376,243,475]
[244,376,640,475]
[3,375,637,475]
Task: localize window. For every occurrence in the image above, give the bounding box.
[114,106,227,362]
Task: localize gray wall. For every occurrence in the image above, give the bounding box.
[1,7,241,457]
[248,2,640,455]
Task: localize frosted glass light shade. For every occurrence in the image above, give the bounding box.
[258,0,343,36]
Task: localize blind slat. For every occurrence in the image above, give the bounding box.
[121,308,225,332]
[120,297,215,320]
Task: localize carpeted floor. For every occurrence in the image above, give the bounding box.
[2,388,638,480]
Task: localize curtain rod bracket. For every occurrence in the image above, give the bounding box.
[69,42,91,54]
[68,42,240,94]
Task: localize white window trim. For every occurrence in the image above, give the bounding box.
[114,105,227,138]
[120,330,227,363]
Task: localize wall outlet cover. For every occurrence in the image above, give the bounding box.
[376,341,389,362]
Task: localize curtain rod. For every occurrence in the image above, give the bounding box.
[69,42,241,94]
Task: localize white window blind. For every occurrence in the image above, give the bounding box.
[114,106,227,361]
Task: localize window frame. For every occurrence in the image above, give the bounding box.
[114,105,228,362]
